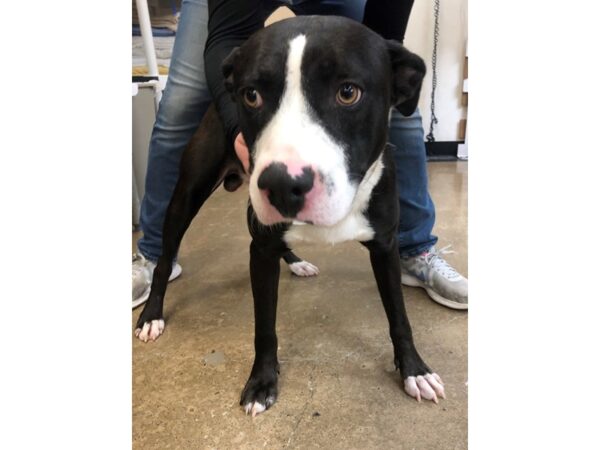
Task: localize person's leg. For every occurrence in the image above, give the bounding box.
[137,0,211,262]
[134,0,211,307]
[389,109,468,310]
[389,109,438,256]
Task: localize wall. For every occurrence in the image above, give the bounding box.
[404,0,468,141]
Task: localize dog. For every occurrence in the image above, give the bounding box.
[135,15,445,416]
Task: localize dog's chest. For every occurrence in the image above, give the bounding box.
[283,155,384,246]
[284,211,374,245]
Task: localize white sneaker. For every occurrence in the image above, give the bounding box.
[400,245,468,310]
[132,253,182,309]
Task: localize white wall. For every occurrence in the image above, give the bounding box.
[404,0,468,141]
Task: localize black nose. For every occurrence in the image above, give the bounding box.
[257,162,315,218]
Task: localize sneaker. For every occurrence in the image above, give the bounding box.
[132,253,182,309]
[400,245,468,310]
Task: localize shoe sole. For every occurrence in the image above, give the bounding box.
[132,286,151,309]
[401,273,468,310]
[132,264,182,310]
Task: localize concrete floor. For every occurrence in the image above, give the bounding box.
[133,161,468,449]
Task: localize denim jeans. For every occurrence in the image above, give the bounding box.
[390,109,438,256]
[137,0,437,261]
[138,0,211,260]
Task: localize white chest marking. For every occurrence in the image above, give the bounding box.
[284,155,384,245]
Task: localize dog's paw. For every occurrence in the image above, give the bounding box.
[404,373,445,403]
[288,260,319,277]
[134,319,165,342]
[240,374,278,417]
[242,397,275,418]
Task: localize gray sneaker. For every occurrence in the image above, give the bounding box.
[132,253,182,309]
[400,246,468,310]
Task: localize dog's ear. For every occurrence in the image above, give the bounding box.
[222,47,241,93]
[386,40,426,116]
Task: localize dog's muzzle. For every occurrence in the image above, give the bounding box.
[250,156,354,227]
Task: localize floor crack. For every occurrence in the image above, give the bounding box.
[283,364,317,449]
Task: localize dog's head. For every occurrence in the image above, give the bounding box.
[223,16,425,226]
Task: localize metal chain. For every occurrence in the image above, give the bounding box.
[426,0,440,143]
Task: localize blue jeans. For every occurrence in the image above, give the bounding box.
[138,0,211,261]
[390,109,438,256]
[138,0,437,261]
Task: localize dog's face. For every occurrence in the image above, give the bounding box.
[223,16,425,226]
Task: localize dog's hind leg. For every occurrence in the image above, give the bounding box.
[135,105,237,342]
[135,173,220,342]
[282,249,319,277]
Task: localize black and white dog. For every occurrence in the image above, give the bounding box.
[135,16,445,416]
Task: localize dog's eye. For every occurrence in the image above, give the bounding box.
[336,83,362,106]
[243,88,263,108]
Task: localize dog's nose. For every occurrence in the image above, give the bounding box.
[257,162,314,218]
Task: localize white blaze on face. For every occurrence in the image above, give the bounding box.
[249,34,357,226]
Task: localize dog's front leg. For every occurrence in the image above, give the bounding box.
[364,237,446,403]
[240,239,283,417]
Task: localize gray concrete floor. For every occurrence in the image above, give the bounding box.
[133,161,468,449]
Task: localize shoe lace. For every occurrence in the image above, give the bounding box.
[424,245,460,278]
